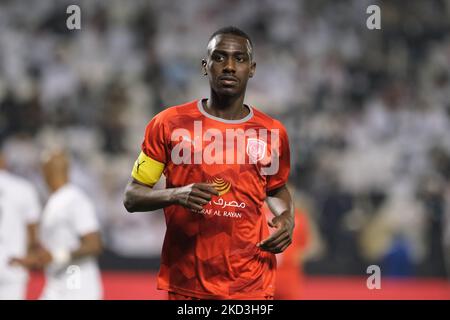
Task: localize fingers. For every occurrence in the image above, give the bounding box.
[258,229,292,253]
[178,182,220,211]
[187,196,210,211]
[267,220,277,228]
[195,183,219,196]
[185,194,211,211]
[267,237,292,254]
[260,237,292,253]
[258,229,286,248]
[278,239,292,253]
[185,183,219,210]
[9,257,36,269]
[9,257,23,266]
[185,202,203,211]
[190,188,214,202]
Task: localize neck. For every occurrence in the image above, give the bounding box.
[206,91,248,120]
[49,178,68,193]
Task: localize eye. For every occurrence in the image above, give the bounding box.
[212,54,224,62]
[236,56,245,63]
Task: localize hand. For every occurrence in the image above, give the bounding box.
[10,246,53,270]
[257,212,294,254]
[173,183,219,211]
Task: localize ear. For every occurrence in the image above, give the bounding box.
[249,61,256,78]
[201,59,207,75]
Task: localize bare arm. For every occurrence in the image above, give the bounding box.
[123,178,219,213]
[124,179,178,212]
[71,231,102,260]
[26,223,40,254]
[258,185,295,253]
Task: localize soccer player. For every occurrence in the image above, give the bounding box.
[0,139,41,300]
[124,26,294,300]
[11,150,103,300]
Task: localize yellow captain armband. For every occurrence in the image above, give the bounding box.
[131,151,165,187]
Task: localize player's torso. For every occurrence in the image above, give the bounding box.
[0,172,30,280]
[0,173,28,256]
[163,100,280,216]
[157,101,279,297]
[41,185,100,288]
[40,185,81,252]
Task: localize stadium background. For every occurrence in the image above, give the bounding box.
[1,0,449,299]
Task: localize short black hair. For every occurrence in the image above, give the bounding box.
[208,26,253,49]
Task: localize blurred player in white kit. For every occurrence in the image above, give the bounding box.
[0,140,41,300]
[11,150,103,300]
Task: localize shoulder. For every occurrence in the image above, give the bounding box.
[149,100,199,124]
[1,171,37,196]
[251,106,288,133]
[62,185,94,207]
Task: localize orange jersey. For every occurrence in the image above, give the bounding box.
[134,99,290,299]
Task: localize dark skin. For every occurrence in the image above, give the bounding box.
[26,223,40,255]
[201,34,255,120]
[124,33,294,254]
[124,180,219,213]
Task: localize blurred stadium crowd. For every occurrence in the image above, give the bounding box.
[0,0,449,278]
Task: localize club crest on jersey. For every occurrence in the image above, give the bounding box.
[246,138,266,163]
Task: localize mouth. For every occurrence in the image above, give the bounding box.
[218,76,239,86]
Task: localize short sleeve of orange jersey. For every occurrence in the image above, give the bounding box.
[131,111,170,187]
[141,112,170,164]
[266,123,291,192]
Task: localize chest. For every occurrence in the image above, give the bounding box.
[41,196,73,230]
[167,122,276,171]
[0,188,25,229]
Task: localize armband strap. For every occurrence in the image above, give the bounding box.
[131,151,165,187]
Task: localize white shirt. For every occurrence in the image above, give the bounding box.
[40,184,102,299]
[0,170,41,283]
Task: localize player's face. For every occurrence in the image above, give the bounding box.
[203,34,256,97]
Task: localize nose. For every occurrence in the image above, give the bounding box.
[223,57,236,73]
